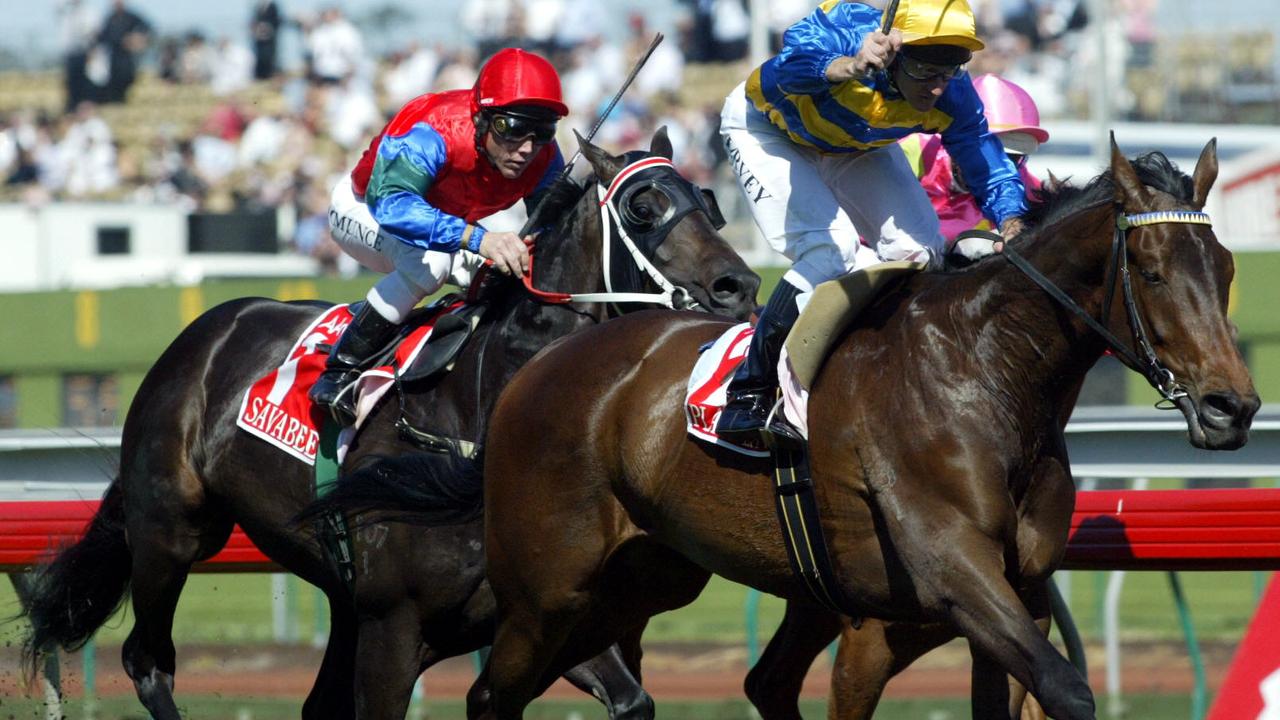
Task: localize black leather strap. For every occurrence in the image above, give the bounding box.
[769,432,861,624]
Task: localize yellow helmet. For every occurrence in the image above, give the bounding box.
[888,0,984,52]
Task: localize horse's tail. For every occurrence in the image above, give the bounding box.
[21,479,131,674]
[298,449,484,529]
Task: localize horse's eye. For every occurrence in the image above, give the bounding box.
[1139,269,1162,284]
[631,204,653,220]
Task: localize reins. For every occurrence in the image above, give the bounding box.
[1001,207,1213,409]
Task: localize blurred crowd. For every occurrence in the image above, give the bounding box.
[0,0,1210,275]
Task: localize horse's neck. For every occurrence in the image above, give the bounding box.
[979,205,1117,424]
[505,190,610,347]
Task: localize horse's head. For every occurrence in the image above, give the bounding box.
[574,127,759,320]
[1107,137,1259,448]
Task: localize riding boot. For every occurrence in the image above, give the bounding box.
[715,279,803,443]
[309,301,401,425]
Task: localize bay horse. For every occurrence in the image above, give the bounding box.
[21,128,758,720]
[467,138,1257,719]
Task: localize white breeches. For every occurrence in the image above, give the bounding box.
[719,83,944,290]
[328,177,485,323]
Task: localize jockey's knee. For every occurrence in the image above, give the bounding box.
[789,244,845,289]
[367,267,440,324]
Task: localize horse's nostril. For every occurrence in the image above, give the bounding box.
[712,271,761,299]
[712,275,742,298]
[1201,391,1242,426]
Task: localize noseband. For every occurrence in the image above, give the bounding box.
[1001,208,1213,409]
[521,156,721,313]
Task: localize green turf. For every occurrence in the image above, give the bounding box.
[0,569,1268,648]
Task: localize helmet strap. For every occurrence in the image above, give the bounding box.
[474,111,499,169]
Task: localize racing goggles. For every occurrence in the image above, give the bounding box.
[489,112,558,145]
[898,55,963,83]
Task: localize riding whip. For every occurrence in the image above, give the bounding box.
[518,32,665,237]
[881,0,900,34]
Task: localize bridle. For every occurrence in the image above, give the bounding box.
[1001,207,1213,409]
[519,156,724,314]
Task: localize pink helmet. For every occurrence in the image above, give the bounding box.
[972,74,1049,155]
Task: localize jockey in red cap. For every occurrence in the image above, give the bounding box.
[314,48,569,424]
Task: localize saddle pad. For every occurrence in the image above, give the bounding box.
[685,323,772,458]
[785,261,926,391]
[237,304,352,464]
[237,303,460,464]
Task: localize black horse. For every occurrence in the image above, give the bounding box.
[22,128,759,720]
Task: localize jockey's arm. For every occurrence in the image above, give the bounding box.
[772,3,881,94]
[365,123,482,254]
[939,81,1027,232]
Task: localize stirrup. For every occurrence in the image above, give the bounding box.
[715,390,774,442]
[311,371,359,425]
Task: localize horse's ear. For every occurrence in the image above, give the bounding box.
[1045,169,1063,191]
[650,125,674,160]
[1110,132,1149,206]
[1191,137,1218,209]
[575,129,624,185]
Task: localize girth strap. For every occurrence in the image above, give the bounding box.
[768,422,862,625]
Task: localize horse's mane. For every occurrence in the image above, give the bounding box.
[1021,151,1194,232]
[533,171,591,232]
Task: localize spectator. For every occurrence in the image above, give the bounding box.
[709,0,750,61]
[251,0,283,80]
[95,0,153,104]
[211,36,256,96]
[58,0,99,113]
[168,139,209,207]
[459,0,518,59]
[523,0,566,55]
[238,110,287,168]
[178,32,214,85]
[0,115,15,178]
[324,76,381,149]
[767,0,811,53]
[678,0,717,62]
[554,0,609,52]
[6,147,40,187]
[629,13,684,101]
[59,102,119,197]
[156,36,182,83]
[292,177,351,277]
[433,47,480,91]
[382,42,442,108]
[308,7,363,85]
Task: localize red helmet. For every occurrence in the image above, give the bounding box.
[472,48,568,117]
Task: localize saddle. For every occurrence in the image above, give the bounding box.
[784,260,927,393]
[366,295,487,384]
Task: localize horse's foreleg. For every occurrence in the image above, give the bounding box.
[744,602,841,720]
[302,599,357,720]
[877,507,1092,720]
[1007,585,1051,720]
[352,604,427,720]
[562,643,655,720]
[933,554,1092,720]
